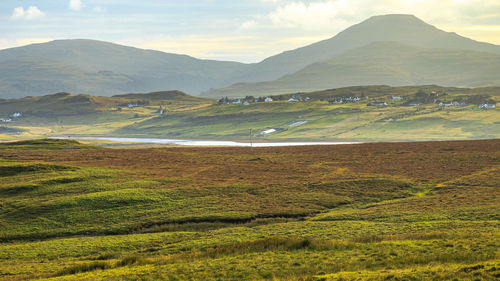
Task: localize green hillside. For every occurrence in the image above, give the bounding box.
[0,139,498,280]
[0,86,498,142]
[117,86,500,141]
[207,42,500,97]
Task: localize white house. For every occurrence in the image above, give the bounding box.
[288,98,298,102]
[128,103,138,108]
[232,99,241,104]
[260,129,276,135]
[391,96,403,100]
[439,102,454,107]
[479,104,496,109]
[242,101,250,105]
[265,97,273,102]
[0,118,12,123]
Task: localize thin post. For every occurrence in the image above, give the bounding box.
[249,128,253,150]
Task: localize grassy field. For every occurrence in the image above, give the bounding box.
[0,85,498,142]
[0,138,498,280]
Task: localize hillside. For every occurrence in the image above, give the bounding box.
[217,14,500,85]
[0,39,245,98]
[208,42,500,97]
[2,15,500,99]
[0,90,211,118]
[0,86,497,142]
[0,139,498,280]
[118,86,500,141]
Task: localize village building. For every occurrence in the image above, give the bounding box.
[478,103,496,109]
[260,129,276,135]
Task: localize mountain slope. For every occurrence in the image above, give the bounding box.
[206,42,500,97]
[0,39,245,98]
[0,90,211,118]
[228,14,500,84]
[2,15,500,99]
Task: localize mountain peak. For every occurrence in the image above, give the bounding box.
[338,14,437,38]
[364,14,424,23]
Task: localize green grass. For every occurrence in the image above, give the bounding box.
[0,139,99,150]
[0,139,498,280]
[0,85,498,142]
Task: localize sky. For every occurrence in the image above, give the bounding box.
[2,0,500,63]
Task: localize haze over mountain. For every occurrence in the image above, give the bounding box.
[0,40,244,98]
[208,42,500,97]
[226,14,500,84]
[1,14,500,99]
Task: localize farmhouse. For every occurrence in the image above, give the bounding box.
[11,112,22,118]
[264,97,273,102]
[478,104,496,109]
[0,118,12,123]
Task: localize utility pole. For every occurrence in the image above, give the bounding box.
[249,128,253,150]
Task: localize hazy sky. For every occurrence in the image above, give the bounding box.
[2,0,500,62]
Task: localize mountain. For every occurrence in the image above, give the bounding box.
[2,14,500,99]
[0,39,244,98]
[226,14,500,84]
[207,42,500,97]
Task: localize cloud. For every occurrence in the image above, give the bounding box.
[11,6,45,20]
[69,0,84,11]
[253,0,500,30]
[268,0,356,31]
[93,6,106,13]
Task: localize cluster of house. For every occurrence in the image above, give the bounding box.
[329,96,362,104]
[219,94,311,105]
[286,94,311,102]
[127,103,139,108]
[0,112,22,123]
[438,101,467,107]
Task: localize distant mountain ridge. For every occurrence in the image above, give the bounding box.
[207,42,500,97]
[0,39,244,98]
[226,14,500,84]
[1,14,500,99]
